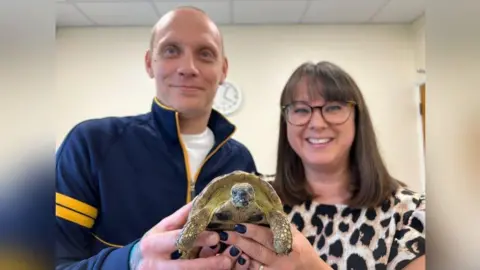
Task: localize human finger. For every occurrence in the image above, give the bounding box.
[290,223,301,235]
[221,245,243,264]
[141,229,219,256]
[198,244,220,258]
[155,202,194,232]
[220,232,275,266]
[142,255,233,270]
[234,253,250,270]
[230,224,275,251]
[247,259,269,270]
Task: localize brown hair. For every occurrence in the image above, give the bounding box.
[272,61,403,208]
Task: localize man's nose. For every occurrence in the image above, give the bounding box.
[177,51,199,77]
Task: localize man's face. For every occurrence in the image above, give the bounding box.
[145,10,228,117]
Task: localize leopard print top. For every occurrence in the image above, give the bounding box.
[282,187,426,270]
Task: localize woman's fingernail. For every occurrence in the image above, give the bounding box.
[170,250,181,259]
[218,231,228,241]
[234,224,246,234]
[238,256,246,265]
[229,246,240,256]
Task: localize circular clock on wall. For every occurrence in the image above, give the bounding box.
[213,81,243,116]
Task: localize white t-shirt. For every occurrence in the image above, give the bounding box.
[180,127,215,182]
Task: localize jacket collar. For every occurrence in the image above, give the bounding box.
[150,97,236,144]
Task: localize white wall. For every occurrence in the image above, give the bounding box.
[412,15,426,83]
[56,24,425,192]
[411,15,426,192]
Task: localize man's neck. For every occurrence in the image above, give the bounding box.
[305,162,352,205]
[178,112,210,135]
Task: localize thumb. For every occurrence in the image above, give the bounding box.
[141,229,219,256]
[157,202,194,232]
[290,224,302,238]
[165,255,232,270]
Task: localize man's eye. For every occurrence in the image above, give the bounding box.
[163,46,178,56]
[200,50,214,59]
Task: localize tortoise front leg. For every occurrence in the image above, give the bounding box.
[175,208,211,259]
[266,210,293,256]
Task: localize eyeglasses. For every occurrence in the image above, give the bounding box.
[281,100,356,126]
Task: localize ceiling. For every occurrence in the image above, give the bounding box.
[56,0,426,27]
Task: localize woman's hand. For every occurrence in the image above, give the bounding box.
[219,223,331,270]
[199,243,251,270]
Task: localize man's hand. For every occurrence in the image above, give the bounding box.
[129,202,239,270]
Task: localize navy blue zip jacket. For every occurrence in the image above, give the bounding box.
[55,98,257,269]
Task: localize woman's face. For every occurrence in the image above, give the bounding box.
[286,79,356,170]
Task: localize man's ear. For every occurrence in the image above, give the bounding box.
[220,56,229,84]
[145,49,154,79]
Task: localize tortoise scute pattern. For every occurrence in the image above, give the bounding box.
[175,170,293,259]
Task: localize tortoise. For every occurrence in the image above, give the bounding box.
[175,170,293,259]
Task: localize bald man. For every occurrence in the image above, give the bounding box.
[55,7,257,270]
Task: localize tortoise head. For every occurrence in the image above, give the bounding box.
[231,183,255,208]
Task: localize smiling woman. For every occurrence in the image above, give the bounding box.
[225,61,426,270]
[275,61,424,269]
[275,61,402,207]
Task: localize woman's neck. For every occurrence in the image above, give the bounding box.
[304,165,352,205]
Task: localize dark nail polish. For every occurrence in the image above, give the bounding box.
[234,224,246,234]
[218,231,228,241]
[170,250,181,260]
[229,246,239,257]
[238,256,246,265]
[210,244,217,249]
[218,242,228,253]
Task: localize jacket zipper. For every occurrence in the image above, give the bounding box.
[190,182,196,200]
[175,115,236,202]
[186,133,233,202]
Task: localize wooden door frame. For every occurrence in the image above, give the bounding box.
[420,83,426,146]
[417,82,426,193]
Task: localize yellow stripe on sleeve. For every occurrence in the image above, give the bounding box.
[56,205,95,228]
[55,192,98,219]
